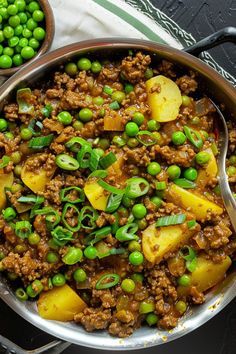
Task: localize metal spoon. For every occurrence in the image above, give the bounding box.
[212,100,236,232]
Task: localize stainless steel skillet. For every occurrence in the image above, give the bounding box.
[0,28,236,351]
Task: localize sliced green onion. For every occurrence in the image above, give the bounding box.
[115,223,139,242]
[89,149,101,171]
[105,193,123,213]
[41,104,53,117]
[180,245,196,262]
[55,154,79,171]
[79,206,98,230]
[136,131,157,146]
[17,88,34,115]
[32,207,61,230]
[77,143,92,169]
[85,226,112,245]
[155,181,166,190]
[156,214,186,227]
[103,85,113,95]
[51,226,74,246]
[28,119,43,136]
[183,126,203,149]
[62,203,80,232]
[0,155,10,169]
[15,221,32,238]
[187,220,197,229]
[18,195,44,204]
[28,134,54,149]
[60,187,85,204]
[125,177,150,198]
[98,179,124,195]
[186,258,197,272]
[111,211,119,235]
[109,101,120,110]
[88,170,108,179]
[109,247,126,255]
[173,178,196,189]
[65,137,90,153]
[95,273,120,289]
[100,152,117,169]
[211,142,219,156]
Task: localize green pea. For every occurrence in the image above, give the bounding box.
[229,155,236,166]
[28,232,40,245]
[167,165,181,180]
[73,268,87,282]
[14,164,22,176]
[5,131,14,139]
[32,9,44,22]
[128,240,141,252]
[227,166,236,176]
[26,279,44,297]
[19,37,28,47]
[195,151,210,165]
[150,196,162,208]
[129,251,144,266]
[147,119,160,132]
[177,274,191,286]
[11,183,23,193]
[28,37,39,49]
[12,53,22,66]
[10,151,21,164]
[55,154,80,171]
[21,46,35,59]
[147,162,161,176]
[14,244,27,254]
[132,112,144,126]
[124,83,134,94]
[121,278,135,293]
[0,251,5,260]
[26,18,37,30]
[78,108,93,122]
[52,273,66,287]
[46,251,59,264]
[111,90,125,104]
[27,1,40,13]
[93,148,104,157]
[18,11,27,24]
[7,4,18,16]
[14,24,23,36]
[152,131,162,144]
[91,61,102,73]
[92,96,104,106]
[20,127,32,140]
[73,120,84,131]
[136,218,147,230]
[15,287,28,301]
[144,68,153,79]
[127,137,139,148]
[98,138,110,150]
[9,15,20,27]
[172,131,186,145]
[0,54,12,68]
[33,26,45,41]
[175,300,187,314]
[77,57,91,71]
[139,300,155,314]
[130,273,144,283]
[65,62,77,76]
[15,0,26,12]
[2,207,16,221]
[22,27,32,38]
[146,313,159,326]
[57,111,72,125]
[62,247,83,265]
[84,245,97,259]
[122,195,134,208]
[0,118,8,131]
[125,122,139,137]
[132,204,147,219]
[191,116,200,125]
[183,167,198,181]
[181,95,191,106]
[3,46,14,56]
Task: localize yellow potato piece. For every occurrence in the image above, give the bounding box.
[196,148,218,188]
[178,255,231,295]
[167,184,223,221]
[142,223,194,264]
[146,75,182,122]
[0,171,13,211]
[21,156,56,193]
[37,284,87,321]
[84,179,109,211]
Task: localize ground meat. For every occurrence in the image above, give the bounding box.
[176,75,198,95]
[74,307,112,331]
[123,145,151,166]
[229,128,236,152]
[120,52,151,83]
[108,321,135,338]
[154,145,196,167]
[24,152,56,176]
[50,126,75,153]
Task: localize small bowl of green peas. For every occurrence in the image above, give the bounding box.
[0,0,54,76]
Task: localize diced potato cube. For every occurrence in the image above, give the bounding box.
[104,114,124,131]
[142,223,194,264]
[146,75,182,122]
[21,156,56,193]
[178,255,231,295]
[166,184,223,221]
[196,148,218,188]
[84,179,109,211]
[0,171,13,211]
[37,284,87,321]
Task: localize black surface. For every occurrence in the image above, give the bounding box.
[0,1,236,354]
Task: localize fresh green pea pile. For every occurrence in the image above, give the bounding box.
[0,0,46,69]
[0,50,235,336]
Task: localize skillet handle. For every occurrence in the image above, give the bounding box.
[184,26,236,56]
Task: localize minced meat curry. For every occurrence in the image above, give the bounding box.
[0,50,236,337]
